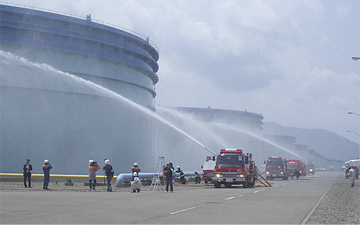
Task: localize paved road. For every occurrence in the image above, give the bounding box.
[0,171,339,224]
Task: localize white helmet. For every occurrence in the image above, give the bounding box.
[195,170,198,173]
[105,159,110,165]
[133,172,138,176]
[134,162,137,166]
[177,166,180,168]
[89,160,93,165]
[44,159,49,164]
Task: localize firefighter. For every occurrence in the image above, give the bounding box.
[165,163,174,192]
[42,160,52,190]
[131,163,141,181]
[254,165,259,180]
[131,173,141,193]
[102,159,114,192]
[349,166,356,187]
[194,170,201,184]
[23,159,32,188]
[88,160,99,191]
[176,166,186,184]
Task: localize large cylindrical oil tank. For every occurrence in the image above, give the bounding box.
[0,4,159,174]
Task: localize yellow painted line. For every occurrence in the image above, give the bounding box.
[0,173,117,179]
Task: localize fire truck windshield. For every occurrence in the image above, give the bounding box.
[266,160,283,169]
[288,164,300,169]
[216,155,244,168]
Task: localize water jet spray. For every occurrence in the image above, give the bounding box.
[1,51,215,156]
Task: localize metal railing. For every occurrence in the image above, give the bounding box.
[0,2,159,53]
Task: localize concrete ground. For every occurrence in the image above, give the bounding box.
[0,172,359,224]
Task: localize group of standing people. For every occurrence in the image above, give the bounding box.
[23,159,52,189]
[22,158,202,192]
[163,163,200,192]
[88,158,114,192]
[88,159,141,193]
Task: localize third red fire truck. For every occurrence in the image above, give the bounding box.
[287,159,306,179]
[213,148,255,188]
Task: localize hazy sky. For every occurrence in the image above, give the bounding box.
[4,0,360,142]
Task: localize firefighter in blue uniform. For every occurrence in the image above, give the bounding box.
[176,166,186,184]
[194,170,201,184]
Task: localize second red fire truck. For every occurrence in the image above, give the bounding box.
[265,156,289,180]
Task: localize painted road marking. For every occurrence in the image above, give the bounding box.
[253,189,264,193]
[170,205,205,215]
[225,196,236,200]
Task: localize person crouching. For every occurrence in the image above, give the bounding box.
[130,172,141,193]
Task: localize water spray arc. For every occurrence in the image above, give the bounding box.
[54,69,217,156]
[213,123,307,161]
[2,52,216,156]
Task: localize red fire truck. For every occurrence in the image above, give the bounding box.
[201,156,216,183]
[265,156,289,180]
[287,159,306,179]
[213,148,255,188]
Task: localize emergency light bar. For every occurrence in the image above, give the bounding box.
[220,149,243,153]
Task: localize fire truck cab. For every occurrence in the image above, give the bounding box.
[213,148,255,188]
[287,159,306,178]
[265,156,289,180]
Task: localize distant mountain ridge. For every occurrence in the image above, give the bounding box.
[262,122,358,161]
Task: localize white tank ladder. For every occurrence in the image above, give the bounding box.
[150,157,166,192]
